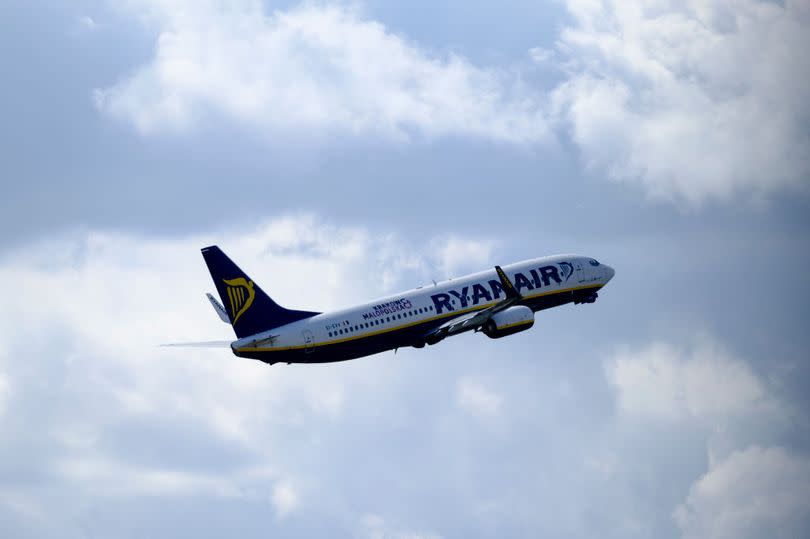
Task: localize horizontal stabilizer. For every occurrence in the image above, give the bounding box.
[160,340,233,348]
[206,292,231,323]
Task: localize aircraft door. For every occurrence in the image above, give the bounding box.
[575,260,585,283]
[302,329,314,354]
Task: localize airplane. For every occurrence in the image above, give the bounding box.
[169,246,615,365]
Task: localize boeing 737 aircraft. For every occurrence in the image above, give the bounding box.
[175,246,615,364]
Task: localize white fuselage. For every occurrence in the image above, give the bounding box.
[231,254,614,363]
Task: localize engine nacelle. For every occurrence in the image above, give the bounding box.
[482,306,534,339]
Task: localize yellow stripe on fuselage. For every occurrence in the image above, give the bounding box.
[236,283,602,353]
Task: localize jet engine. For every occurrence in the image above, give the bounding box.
[482,306,534,339]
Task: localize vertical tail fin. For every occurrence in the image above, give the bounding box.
[201,246,320,338]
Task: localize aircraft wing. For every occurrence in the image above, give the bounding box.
[423,265,521,343]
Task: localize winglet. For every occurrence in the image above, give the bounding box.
[206,292,231,324]
[495,265,521,299]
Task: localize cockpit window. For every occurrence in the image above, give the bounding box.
[589,259,600,266]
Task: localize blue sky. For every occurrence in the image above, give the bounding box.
[1,1,809,538]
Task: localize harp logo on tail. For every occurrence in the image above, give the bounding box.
[223,277,255,324]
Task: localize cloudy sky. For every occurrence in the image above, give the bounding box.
[2,0,809,537]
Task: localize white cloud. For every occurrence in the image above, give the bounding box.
[96,1,549,143]
[271,481,299,518]
[54,454,265,498]
[604,338,809,538]
[96,0,810,205]
[552,0,810,205]
[361,513,443,539]
[77,15,97,30]
[0,216,401,399]
[456,377,502,420]
[605,339,771,424]
[0,215,493,516]
[1,218,806,536]
[429,236,495,280]
[674,445,810,539]
[528,47,555,64]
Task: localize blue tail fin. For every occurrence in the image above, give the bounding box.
[201,246,320,338]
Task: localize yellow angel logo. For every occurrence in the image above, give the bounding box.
[223,277,255,324]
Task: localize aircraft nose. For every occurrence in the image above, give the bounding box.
[603,264,615,282]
